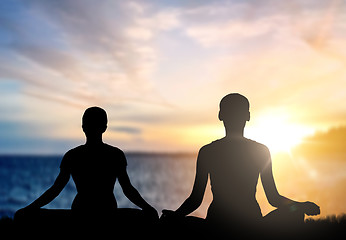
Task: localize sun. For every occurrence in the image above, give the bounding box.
[245,111,313,154]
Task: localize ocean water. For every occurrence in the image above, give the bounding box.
[2,153,346,219]
[0,153,213,219]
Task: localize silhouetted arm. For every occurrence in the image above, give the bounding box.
[118,169,158,218]
[261,148,320,215]
[173,147,209,217]
[25,169,70,209]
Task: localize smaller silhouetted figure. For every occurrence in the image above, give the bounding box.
[162,93,320,237]
[15,107,158,233]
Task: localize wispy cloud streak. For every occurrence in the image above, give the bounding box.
[0,0,346,152]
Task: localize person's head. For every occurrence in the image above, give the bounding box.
[218,93,250,129]
[82,106,108,137]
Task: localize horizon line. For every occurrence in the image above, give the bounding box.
[0,151,197,157]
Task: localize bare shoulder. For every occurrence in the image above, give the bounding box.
[246,138,270,154]
[198,140,218,156]
[103,144,127,168]
[103,143,125,156]
[247,138,270,152]
[64,145,85,157]
[197,140,224,163]
[64,144,125,159]
[245,139,271,165]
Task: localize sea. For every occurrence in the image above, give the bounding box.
[2,153,346,219]
[0,153,213,219]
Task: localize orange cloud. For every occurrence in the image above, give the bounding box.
[293,126,346,162]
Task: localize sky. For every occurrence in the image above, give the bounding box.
[1,0,346,218]
[0,0,346,154]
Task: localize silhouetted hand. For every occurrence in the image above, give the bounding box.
[17,204,39,214]
[14,205,39,221]
[161,209,183,220]
[143,206,159,221]
[299,201,320,216]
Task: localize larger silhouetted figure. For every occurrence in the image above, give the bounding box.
[162,93,320,235]
[16,107,158,231]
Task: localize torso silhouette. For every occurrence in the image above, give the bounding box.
[201,137,270,222]
[60,143,127,210]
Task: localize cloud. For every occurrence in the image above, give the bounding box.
[10,43,83,81]
[0,117,81,154]
[0,0,169,108]
[1,0,346,153]
[29,0,165,83]
[186,19,272,48]
[109,126,142,135]
[183,0,346,50]
[166,0,346,128]
[293,126,346,161]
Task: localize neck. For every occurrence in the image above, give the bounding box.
[224,123,245,139]
[85,135,103,145]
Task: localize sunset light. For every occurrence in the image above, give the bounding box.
[1,0,346,220]
[1,1,346,154]
[246,111,314,154]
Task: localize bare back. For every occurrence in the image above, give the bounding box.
[199,137,270,221]
[60,143,127,210]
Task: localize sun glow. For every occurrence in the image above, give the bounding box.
[245,112,314,154]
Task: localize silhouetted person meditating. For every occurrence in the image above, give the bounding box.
[162,93,320,234]
[16,107,158,229]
